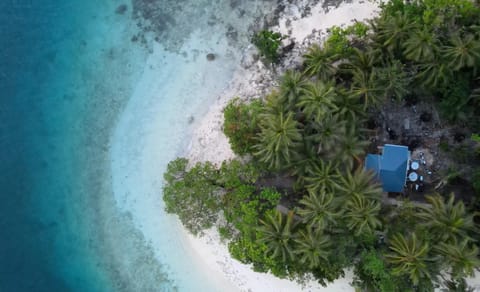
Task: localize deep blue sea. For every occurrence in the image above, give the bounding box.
[0,1,141,290]
[0,0,277,291]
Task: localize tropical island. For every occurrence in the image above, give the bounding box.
[163,0,480,290]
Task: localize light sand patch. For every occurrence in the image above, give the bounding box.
[277,0,379,41]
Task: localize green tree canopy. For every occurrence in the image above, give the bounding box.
[294,226,331,269]
[350,69,384,109]
[252,30,284,63]
[278,70,308,111]
[254,111,302,170]
[303,44,336,80]
[296,81,337,121]
[343,193,382,237]
[442,33,480,71]
[304,160,341,194]
[336,169,383,202]
[257,210,299,263]
[163,158,222,235]
[435,238,480,279]
[223,98,263,155]
[416,193,476,243]
[385,233,435,286]
[403,26,439,62]
[298,190,342,230]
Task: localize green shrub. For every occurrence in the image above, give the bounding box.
[218,225,233,241]
[223,184,257,228]
[353,250,395,292]
[252,30,284,63]
[379,0,424,23]
[228,235,288,275]
[325,26,352,58]
[218,159,260,188]
[422,0,480,26]
[345,21,369,38]
[223,98,263,155]
[259,188,281,211]
[325,22,369,58]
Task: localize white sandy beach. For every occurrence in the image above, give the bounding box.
[110,0,384,291]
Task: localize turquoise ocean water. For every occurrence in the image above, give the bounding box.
[0,1,141,290]
[0,0,277,291]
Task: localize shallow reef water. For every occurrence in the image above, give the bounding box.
[0,0,277,291]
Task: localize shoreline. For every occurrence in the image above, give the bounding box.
[108,0,281,288]
[186,0,380,166]
[184,0,380,290]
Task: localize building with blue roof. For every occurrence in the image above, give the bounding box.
[365,144,410,193]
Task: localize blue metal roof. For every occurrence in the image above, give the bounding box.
[365,144,409,192]
[365,154,380,179]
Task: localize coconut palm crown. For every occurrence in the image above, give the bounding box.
[298,190,342,230]
[416,193,477,243]
[254,111,302,170]
[385,233,434,286]
[257,210,299,262]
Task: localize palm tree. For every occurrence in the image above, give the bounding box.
[294,226,331,269]
[403,27,439,62]
[336,169,383,202]
[296,81,337,121]
[385,233,434,286]
[416,193,476,243]
[303,44,336,80]
[415,59,453,90]
[350,69,384,109]
[334,127,369,171]
[254,111,302,170]
[376,60,410,101]
[278,70,308,111]
[373,12,416,56]
[341,48,379,79]
[442,33,480,71]
[305,113,346,155]
[304,160,341,194]
[435,238,480,279]
[332,87,365,123]
[289,140,321,189]
[264,90,287,116]
[388,199,420,235]
[257,210,298,262]
[343,193,382,237]
[298,190,342,230]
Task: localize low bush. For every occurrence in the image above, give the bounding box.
[252,30,284,63]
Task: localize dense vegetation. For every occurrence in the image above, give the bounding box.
[164,1,480,290]
[252,30,285,63]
